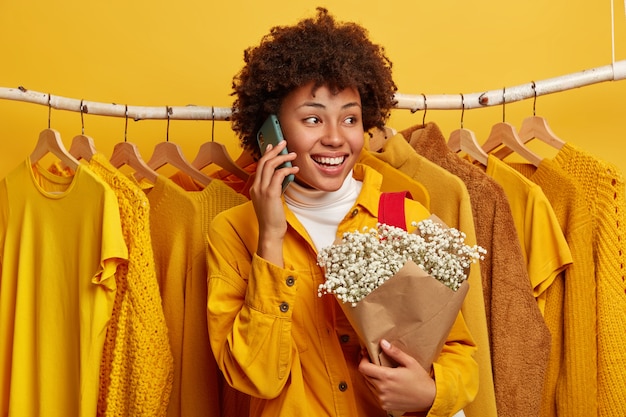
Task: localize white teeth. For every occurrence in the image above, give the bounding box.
[314,156,344,166]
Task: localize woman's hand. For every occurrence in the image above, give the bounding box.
[358,339,436,413]
[250,141,298,266]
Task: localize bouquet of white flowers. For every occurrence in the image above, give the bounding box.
[317,215,485,370]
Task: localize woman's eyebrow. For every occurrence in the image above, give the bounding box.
[342,102,362,110]
[297,101,362,110]
[298,102,325,109]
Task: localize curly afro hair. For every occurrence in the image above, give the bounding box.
[230,7,397,159]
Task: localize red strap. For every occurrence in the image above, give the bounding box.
[378,191,411,231]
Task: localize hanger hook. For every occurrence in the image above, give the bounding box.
[211,106,216,142]
[80,99,85,135]
[421,93,427,125]
[460,93,465,128]
[124,104,129,142]
[166,106,172,142]
[502,86,506,122]
[531,81,537,116]
[47,93,52,129]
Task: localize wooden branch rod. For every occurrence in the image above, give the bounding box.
[1,60,624,120]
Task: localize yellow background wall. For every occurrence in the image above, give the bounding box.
[1,0,625,181]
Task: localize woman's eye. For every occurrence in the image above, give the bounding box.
[345,116,357,125]
[304,116,320,124]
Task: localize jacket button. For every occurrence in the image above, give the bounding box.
[286,276,295,286]
[338,381,348,392]
[279,302,289,313]
[350,208,359,217]
[339,334,350,343]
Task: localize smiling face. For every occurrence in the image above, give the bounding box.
[277,82,364,192]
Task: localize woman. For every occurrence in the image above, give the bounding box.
[206,8,478,416]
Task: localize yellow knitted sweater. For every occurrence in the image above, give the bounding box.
[553,143,626,417]
[509,160,597,417]
[88,154,174,417]
[146,175,248,417]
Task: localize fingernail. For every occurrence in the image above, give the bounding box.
[381,339,391,349]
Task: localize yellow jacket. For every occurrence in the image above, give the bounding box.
[206,164,478,417]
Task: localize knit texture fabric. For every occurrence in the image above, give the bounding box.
[148,175,248,417]
[553,143,626,417]
[403,122,550,417]
[169,171,252,417]
[509,160,597,417]
[89,154,174,417]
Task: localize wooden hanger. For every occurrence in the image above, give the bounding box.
[483,122,542,166]
[367,125,395,153]
[29,95,80,170]
[148,141,212,186]
[191,109,250,181]
[69,134,96,162]
[146,107,212,186]
[109,105,158,184]
[519,116,565,149]
[482,88,542,167]
[494,116,565,160]
[110,142,158,184]
[367,94,425,153]
[214,148,256,180]
[448,128,489,166]
[233,148,256,169]
[192,142,250,181]
[495,82,565,160]
[447,94,488,165]
[68,100,96,162]
[30,128,80,171]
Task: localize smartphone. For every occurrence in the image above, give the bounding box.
[257,114,295,193]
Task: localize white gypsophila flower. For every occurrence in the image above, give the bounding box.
[317,218,487,306]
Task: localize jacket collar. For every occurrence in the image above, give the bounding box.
[352,163,383,218]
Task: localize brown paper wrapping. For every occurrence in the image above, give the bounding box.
[324,214,473,415]
[339,259,469,371]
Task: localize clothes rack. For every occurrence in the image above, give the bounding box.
[1,60,625,120]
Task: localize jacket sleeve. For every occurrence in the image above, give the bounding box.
[206,210,298,399]
[427,312,479,416]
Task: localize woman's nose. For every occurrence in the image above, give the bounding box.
[320,124,343,146]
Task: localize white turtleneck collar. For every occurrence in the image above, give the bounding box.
[284,172,363,251]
